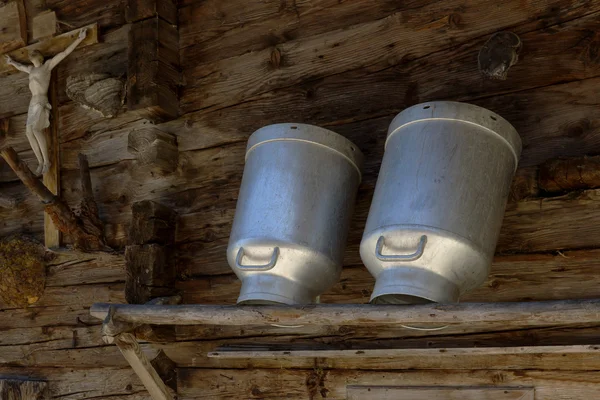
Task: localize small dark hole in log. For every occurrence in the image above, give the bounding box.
[290,126,298,129]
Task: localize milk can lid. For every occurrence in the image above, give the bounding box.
[387,101,522,168]
[247,123,364,180]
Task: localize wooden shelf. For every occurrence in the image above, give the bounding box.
[90,299,600,329]
[91,299,600,400]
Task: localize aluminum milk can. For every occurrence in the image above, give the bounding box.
[228,123,363,304]
[360,101,522,304]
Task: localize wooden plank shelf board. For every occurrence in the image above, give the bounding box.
[90,299,600,328]
[208,345,600,359]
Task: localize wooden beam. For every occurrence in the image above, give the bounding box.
[114,332,174,400]
[128,17,179,122]
[0,1,27,54]
[179,368,600,399]
[209,344,600,359]
[129,200,177,245]
[0,23,99,76]
[90,299,600,327]
[125,244,177,303]
[347,386,534,400]
[128,127,179,175]
[126,0,177,24]
[44,69,61,249]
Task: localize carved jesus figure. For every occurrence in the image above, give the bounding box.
[5,28,88,175]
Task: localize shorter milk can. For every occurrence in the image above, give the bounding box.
[228,123,363,304]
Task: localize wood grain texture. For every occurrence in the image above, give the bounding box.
[180,0,600,113]
[0,367,145,399]
[115,333,175,400]
[178,249,600,303]
[347,387,534,400]
[32,11,57,41]
[126,0,177,24]
[128,17,179,122]
[0,1,27,54]
[177,369,600,399]
[89,299,600,327]
[0,378,47,400]
[44,70,61,249]
[209,345,600,359]
[45,0,125,31]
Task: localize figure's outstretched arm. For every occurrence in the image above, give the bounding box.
[47,28,88,70]
[5,55,31,74]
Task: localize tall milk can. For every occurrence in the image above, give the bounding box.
[228,123,363,305]
[360,101,521,304]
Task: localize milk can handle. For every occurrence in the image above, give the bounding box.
[375,235,427,262]
[236,247,280,271]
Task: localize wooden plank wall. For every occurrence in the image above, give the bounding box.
[1,0,600,398]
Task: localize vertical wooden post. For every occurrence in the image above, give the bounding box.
[44,70,61,249]
[127,0,179,123]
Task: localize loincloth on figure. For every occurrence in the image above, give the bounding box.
[26,95,52,132]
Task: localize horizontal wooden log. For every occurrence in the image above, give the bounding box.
[180,0,410,63]
[178,368,600,399]
[0,367,145,399]
[539,155,600,194]
[181,0,600,113]
[89,299,600,327]
[348,387,533,400]
[177,249,600,304]
[208,345,600,359]
[46,0,125,31]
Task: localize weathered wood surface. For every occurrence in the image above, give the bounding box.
[178,369,600,399]
[89,299,600,327]
[115,333,175,400]
[180,0,600,113]
[347,386,534,400]
[126,0,177,24]
[2,1,600,397]
[0,1,27,54]
[44,70,61,249]
[128,16,179,122]
[128,128,179,175]
[46,0,126,31]
[32,11,57,41]
[0,378,47,400]
[177,249,600,303]
[209,345,600,359]
[0,367,145,399]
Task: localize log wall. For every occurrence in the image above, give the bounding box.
[1,0,600,398]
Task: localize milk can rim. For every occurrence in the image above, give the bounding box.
[387,101,523,169]
[246,123,365,181]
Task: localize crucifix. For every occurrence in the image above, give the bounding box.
[5,27,87,176]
